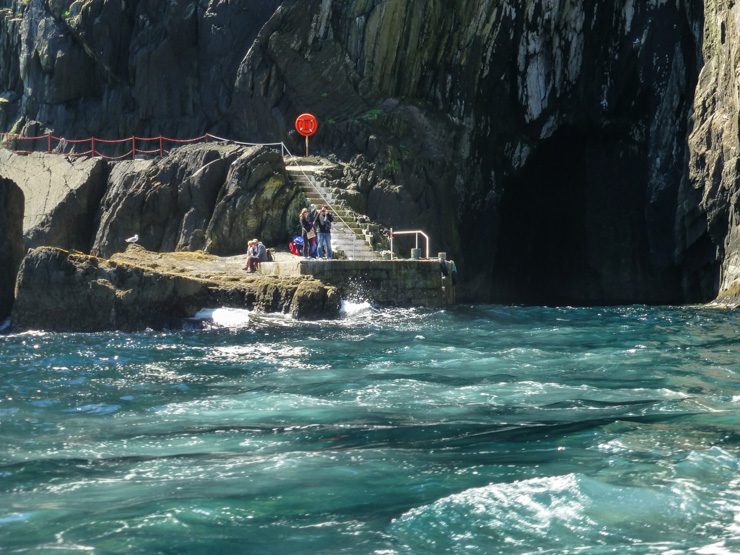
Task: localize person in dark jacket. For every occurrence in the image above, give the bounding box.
[299,208,316,258]
[313,205,334,259]
[244,239,267,272]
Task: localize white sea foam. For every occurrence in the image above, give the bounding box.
[12,329,48,337]
[391,474,591,551]
[340,299,373,317]
[390,470,737,551]
[191,307,251,328]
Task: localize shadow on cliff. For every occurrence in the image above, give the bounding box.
[489,125,685,305]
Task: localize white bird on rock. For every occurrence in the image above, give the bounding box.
[125,234,139,244]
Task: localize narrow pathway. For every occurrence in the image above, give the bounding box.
[285,164,381,260]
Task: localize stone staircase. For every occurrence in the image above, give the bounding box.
[285,165,382,260]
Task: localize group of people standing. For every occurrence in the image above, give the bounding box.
[244,205,335,271]
[299,205,334,259]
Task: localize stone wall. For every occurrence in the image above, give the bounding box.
[298,259,453,308]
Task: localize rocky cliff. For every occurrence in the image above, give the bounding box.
[0,0,281,137]
[683,0,740,303]
[233,0,706,304]
[1,0,738,305]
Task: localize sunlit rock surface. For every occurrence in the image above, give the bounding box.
[0,149,107,251]
[684,0,740,304]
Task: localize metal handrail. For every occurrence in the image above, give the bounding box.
[389,228,430,260]
[280,142,359,260]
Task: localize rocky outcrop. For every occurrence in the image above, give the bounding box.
[0,143,303,260]
[11,245,340,331]
[0,149,108,251]
[204,146,305,255]
[13,247,209,331]
[0,177,24,320]
[683,0,740,303]
[288,280,343,321]
[91,144,303,258]
[91,143,244,257]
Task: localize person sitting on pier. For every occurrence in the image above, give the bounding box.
[299,208,316,258]
[244,238,267,272]
[313,205,334,259]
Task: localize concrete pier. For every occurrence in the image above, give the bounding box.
[258,256,456,307]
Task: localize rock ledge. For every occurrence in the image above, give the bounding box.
[11,245,340,332]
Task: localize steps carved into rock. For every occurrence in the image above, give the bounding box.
[285,161,385,260]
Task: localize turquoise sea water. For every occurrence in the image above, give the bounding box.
[0,305,738,554]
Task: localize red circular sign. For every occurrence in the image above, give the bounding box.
[295,113,318,137]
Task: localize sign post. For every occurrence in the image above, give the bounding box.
[295,113,318,157]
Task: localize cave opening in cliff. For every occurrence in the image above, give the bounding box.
[491,126,655,305]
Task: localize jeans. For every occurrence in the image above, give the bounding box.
[317,232,332,259]
[302,234,315,257]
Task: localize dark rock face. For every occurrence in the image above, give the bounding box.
[0,177,24,320]
[0,0,281,138]
[491,126,681,305]
[91,144,301,258]
[205,146,305,255]
[91,143,243,257]
[11,246,340,332]
[1,0,738,305]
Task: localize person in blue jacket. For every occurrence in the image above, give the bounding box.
[313,205,334,259]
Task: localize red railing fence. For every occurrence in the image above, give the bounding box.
[0,132,284,160]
